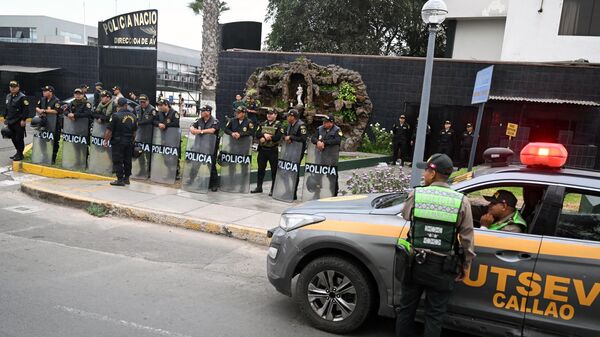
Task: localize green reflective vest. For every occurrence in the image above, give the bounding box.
[489,211,527,231]
[410,185,464,253]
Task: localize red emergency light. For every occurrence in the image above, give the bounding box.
[520,142,568,168]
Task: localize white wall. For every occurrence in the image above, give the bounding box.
[501,0,600,62]
[445,0,508,18]
[452,19,506,60]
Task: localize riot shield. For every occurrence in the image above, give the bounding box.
[61,116,89,171]
[272,141,304,202]
[87,120,113,176]
[131,124,153,179]
[150,127,181,184]
[218,134,252,193]
[301,142,340,201]
[31,114,57,165]
[182,133,217,194]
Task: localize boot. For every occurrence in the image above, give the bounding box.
[124,177,130,185]
[251,187,263,194]
[110,179,125,186]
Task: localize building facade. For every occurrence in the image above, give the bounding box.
[445,0,600,63]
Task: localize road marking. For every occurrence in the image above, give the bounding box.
[3,205,42,214]
[0,180,19,187]
[54,305,193,337]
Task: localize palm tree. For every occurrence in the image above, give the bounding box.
[188,0,229,109]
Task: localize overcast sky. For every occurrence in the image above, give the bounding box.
[3,0,271,50]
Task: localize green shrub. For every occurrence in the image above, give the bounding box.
[87,203,108,217]
[360,123,392,154]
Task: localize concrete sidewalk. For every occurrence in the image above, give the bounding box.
[17,162,405,246]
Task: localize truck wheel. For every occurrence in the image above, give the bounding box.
[294,256,374,334]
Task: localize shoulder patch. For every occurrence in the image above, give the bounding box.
[37,100,41,105]
[243,127,247,132]
[226,121,231,127]
[301,125,307,134]
[152,110,156,116]
[175,112,180,118]
[23,99,29,106]
[86,102,92,108]
[109,116,113,123]
[249,123,254,129]
[338,131,343,136]
[55,103,61,109]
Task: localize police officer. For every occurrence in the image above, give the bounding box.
[395,153,475,337]
[112,85,124,104]
[105,98,137,186]
[459,123,474,168]
[224,105,254,139]
[245,96,260,124]
[252,109,282,195]
[93,90,115,123]
[66,88,92,121]
[310,113,342,196]
[438,120,455,159]
[281,109,307,200]
[135,94,156,127]
[154,98,180,129]
[35,85,62,163]
[190,104,220,192]
[391,114,411,166]
[93,82,103,109]
[80,84,90,95]
[2,81,29,161]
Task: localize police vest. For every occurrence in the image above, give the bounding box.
[261,122,280,147]
[489,211,527,231]
[410,185,464,253]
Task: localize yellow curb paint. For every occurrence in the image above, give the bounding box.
[23,143,33,154]
[13,161,113,181]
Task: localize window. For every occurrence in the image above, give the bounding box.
[559,0,600,36]
[556,191,600,242]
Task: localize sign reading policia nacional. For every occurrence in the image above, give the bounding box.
[99,10,158,47]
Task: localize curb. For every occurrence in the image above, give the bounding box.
[13,161,113,181]
[20,181,270,246]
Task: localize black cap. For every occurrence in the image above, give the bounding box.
[416,153,454,176]
[112,85,121,91]
[287,109,299,118]
[139,94,148,101]
[42,85,55,92]
[445,120,451,124]
[266,109,276,115]
[484,190,518,208]
[95,81,103,87]
[73,88,83,94]
[117,97,128,106]
[201,104,213,112]
[324,114,335,122]
[9,80,19,87]
[100,90,112,98]
[400,114,406,119]
[80,84,89,89]
[466,123,473,127]
[157,98,169,106]
[236,105,247,113]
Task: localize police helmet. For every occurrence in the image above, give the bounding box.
[30,115,48,130]
[132,146,143,159]
[1,127,13,139]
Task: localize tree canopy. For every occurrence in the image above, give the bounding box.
[265,0,446,57]
[188,0,230,17]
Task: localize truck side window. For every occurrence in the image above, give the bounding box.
[556,191,600,242]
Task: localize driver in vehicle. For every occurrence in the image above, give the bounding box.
[475,190,527,233]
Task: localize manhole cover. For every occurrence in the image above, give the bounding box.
[3,205,42,214]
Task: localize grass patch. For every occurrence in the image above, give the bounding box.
[87,203,109,217]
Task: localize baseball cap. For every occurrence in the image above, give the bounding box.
[117,97,128,106]
[266,110,276,115]
[201,104,213,112]
[100,90,112,98]
[139,94,148,101]
[157,98,169,106]
[287,109,299,118]
[42,85,55,92]
[466,123,473,127]
[95,81,103,87]
[484,190,518,208]
[9,80,19,87]
[73,88,83,94]
[445,120,452,124]
[324,114,334,122]
[416,153,454,176]
[400,114,406,119]
[236,105,247,113]
[80,84,89,89]
[112,85,121,91]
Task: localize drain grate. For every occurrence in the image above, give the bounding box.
[3,205,42,214]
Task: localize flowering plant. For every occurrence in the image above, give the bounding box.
[346,167,411,194]
[360,123,392,154]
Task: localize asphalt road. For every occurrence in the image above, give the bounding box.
[0,125,33,171]
[0,185,398,337]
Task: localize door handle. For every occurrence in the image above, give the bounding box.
[495,250,533,263]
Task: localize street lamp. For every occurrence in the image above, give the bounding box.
[409,0,448,188]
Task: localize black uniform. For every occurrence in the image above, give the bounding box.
[255,119,282,193]
[135,104,156,127]
[93,88,102,109]
[459,130,474,168]
[392,122,411,165]
[224,117,254,137]
[282,120,307,199]
[36,95,62,163]
[438,128,455,159]
[108,108,137,181]
[3,92,29,159]
[66,99,93,120]
[192,116,220,189]
[311,124,342,196]
[153,108,180,128]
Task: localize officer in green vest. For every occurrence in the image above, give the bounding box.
[479,190,527,233]
[396,153,475,337]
